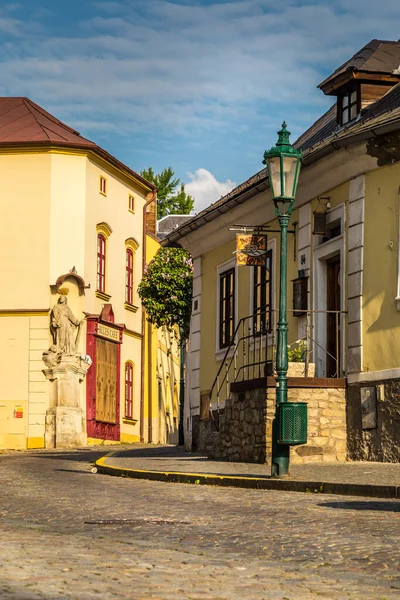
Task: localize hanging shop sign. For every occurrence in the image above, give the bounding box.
[236,234,268,266]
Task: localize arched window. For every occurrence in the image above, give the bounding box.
[126,249,134,304]
[97,234,106,292]
[125,362,134,419]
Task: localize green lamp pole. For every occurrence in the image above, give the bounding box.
[263,122,302,477]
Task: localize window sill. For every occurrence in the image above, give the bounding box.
[315,233,344,249]
[96,290,112,302]
[128,209,135,215]
[123,417,138,425]
[215,346,235,362]
[99,191,107,197]
[124,303,139,313]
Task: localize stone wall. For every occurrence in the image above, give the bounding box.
[286,385,347,464]
[216,386,267,463]
[197,378,347,464]
[347,380,400,463]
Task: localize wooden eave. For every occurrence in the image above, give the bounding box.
[320,70,400,96]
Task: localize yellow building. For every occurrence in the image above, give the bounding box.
[164,39,400,463]
[0,96,178,450]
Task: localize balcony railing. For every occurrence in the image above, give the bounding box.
[208,308,347,424]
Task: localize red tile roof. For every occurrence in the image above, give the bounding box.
[0,97,156,190]
[0,97,96,146]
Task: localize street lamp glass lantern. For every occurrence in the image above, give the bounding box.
[263,122,302,216]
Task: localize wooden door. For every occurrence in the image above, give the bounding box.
[326,255,341,377]
[95,337,118,424]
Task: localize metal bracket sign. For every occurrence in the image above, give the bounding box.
[235,234,268,266]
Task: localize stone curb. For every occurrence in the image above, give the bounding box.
[95,454,400,499]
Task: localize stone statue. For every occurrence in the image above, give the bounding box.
[42,345,62,368]
[51,296,82,355]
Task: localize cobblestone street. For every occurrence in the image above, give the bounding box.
[0,448,399,600]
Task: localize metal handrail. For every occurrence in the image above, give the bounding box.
[209,308,347,422]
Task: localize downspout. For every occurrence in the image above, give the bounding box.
[178,329,185,446]
[140,191,157,443]
[148,320,153,443]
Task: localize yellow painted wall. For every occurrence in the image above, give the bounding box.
[362,163,400,371]
[120,331,141,443]
[142,234,181,444]
[0,152,51,308]
[84,157,147,329]
[0,314,49,449]
[0,146,153,448]
[49,153,87,282]
[157,327,180,444]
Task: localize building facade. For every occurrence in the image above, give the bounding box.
[165,39,400,463]
[0,97,179,450]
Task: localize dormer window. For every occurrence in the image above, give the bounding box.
[339,88,359,125]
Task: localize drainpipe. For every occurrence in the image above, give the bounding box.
[140,191,157,443]
[178,330,185,446]
[148,320,153,443]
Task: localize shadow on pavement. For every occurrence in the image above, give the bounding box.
[11,450,109,463]
[54,468,94,474]
[321,501,400,512]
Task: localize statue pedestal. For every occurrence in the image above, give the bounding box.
[42,355,91,449]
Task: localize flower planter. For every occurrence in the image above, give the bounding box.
[287,362,315,377]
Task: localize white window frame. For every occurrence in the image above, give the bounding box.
[248,237,277,346]
[312,203,346,377]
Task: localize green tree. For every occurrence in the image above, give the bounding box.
[138,247,193,340]
[140,166,194,219]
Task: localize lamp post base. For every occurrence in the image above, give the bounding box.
[271,418,290,477]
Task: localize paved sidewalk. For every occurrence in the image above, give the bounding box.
[96,444,400,498]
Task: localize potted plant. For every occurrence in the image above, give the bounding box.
[287,340,315,377]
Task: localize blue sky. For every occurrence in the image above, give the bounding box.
[0,0,399,211]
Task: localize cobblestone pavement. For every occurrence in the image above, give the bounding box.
[0,447,399,600]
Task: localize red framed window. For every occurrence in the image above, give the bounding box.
[129,195,135,212]
[97,234,106,292]
[125,362,133,419]
[126,249,134,304]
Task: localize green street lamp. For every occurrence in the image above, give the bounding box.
[263,122,304,477]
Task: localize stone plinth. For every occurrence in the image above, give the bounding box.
[42,354,91,449]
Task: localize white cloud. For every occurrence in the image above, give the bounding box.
[185,168,236,213]
[0,0,399,180]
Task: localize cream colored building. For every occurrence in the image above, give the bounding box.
[164,39,400,463]
[0,96,179,450]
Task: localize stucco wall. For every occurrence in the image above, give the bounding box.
[362,162,400,372]
[0,152,51,308]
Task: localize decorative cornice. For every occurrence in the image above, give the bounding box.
[95,290,112,302]
[0,309,50,316]
[0,145,155,195]
[122,418,138,425]
[124,303,139,313]
[53,269,90,290]
[123,327,142,340]
[125,237,140,251]
[96,222,112,238]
